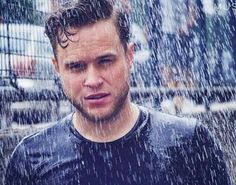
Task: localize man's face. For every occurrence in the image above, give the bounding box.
[53,19,134,123]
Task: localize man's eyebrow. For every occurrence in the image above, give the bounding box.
[63,54,116,66]
[96,54,116,60]
[64,60,84,68]
[64,60,84,65]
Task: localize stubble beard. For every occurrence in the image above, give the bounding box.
[67,83,130,124]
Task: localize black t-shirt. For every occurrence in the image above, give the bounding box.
[5,106,231,185]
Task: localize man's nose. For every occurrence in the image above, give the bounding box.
[83,66,103,89]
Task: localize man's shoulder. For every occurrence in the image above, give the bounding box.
[141,106,197,129]
[140,106,198,147]
[18,113,73,150]
[5,114,74,184]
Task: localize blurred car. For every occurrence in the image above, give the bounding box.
[0,23,59,127]
[0,23,56,86]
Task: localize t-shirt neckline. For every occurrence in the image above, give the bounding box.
[69,107,149,145]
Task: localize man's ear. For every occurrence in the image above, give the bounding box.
[126,42,135,69]
[52,58,60,73]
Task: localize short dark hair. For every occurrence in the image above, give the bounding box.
[45,0,130,58]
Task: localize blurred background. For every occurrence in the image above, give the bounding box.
[0,0,235,184]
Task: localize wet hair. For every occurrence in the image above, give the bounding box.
[45,0,130,58]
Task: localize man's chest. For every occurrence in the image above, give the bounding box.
[34,143,171,185]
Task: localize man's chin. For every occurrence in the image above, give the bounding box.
[80,108,118,124]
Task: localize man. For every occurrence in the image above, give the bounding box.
[5,0,231,184]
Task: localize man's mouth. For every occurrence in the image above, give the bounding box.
[85,93,110,100]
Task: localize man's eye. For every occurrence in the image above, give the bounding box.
[98,59,112,66]
[67,63,86,71]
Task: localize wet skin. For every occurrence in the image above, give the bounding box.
[52,19,140,142]
[53,19,134,123]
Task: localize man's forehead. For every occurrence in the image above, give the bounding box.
[55,19,121,53]
[55,19,123,62]
[56,19,119,48]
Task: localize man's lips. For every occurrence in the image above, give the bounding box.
[84,93,110,100]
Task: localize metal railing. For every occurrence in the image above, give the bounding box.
[0,0,235,105]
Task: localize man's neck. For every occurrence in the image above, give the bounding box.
[73,102,140,143]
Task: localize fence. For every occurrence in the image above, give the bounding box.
[0,0,236,119]
[0,0,56,84]
[0,1,236,184]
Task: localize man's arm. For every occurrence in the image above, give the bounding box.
[191,123,232,185]
[5,141,33,185]
[168,122,232,185]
